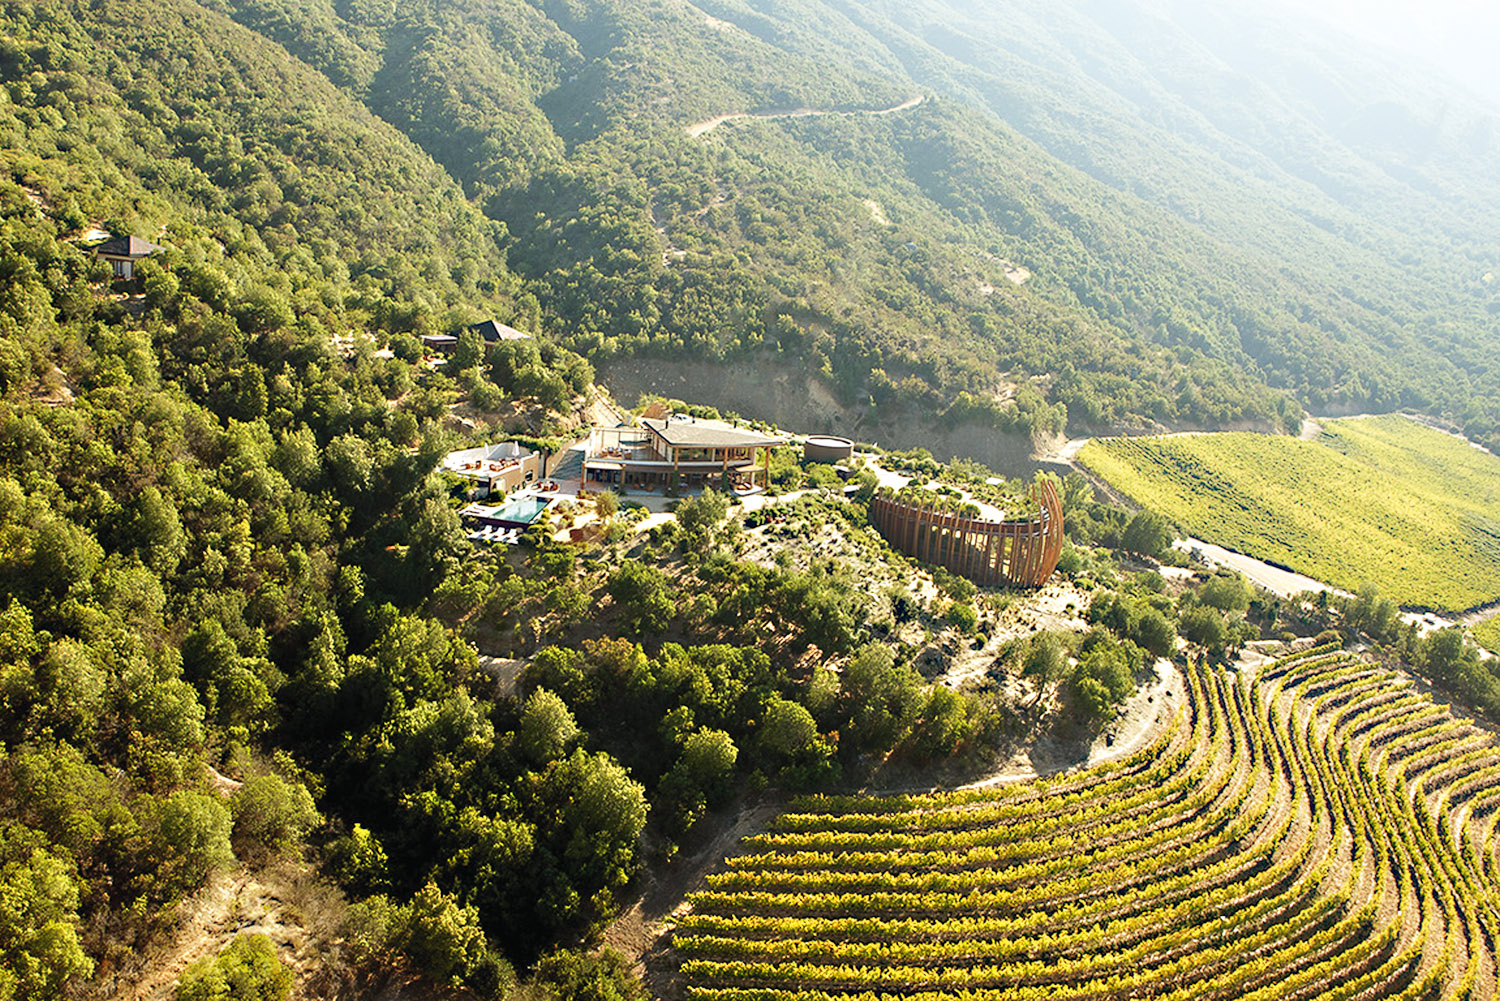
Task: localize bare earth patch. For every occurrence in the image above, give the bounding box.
[105,863,347,1001]
[961,657,1182,789]
[939,579,1091,690]
[862,198,892,226]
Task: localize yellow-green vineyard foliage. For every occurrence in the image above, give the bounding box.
[1077,416,1500,612]
[1475,619,1500,657]
[675,645,1500,999]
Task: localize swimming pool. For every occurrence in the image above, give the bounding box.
[491,495,552,525]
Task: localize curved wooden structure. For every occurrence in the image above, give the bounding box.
[869,479,1064,588]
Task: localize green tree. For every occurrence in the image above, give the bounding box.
[758,698,817,757]
[904,687,983,762]
[175,934,291,1001]
[1417,628,1499,716]
[594,490,619,522]
[129,486,187,574]
[1067,631,1137,725]
[518,688,581,765]
[152,791,235,897]
[1022,633,1068,700]
[1132,606,1178,659]
[1200,573,1253,614]
[1121,509,1171,558]
[1061,472,1094,514]
[676,729,738,793]
[445,329,485,375]
[1180,605,1230,654]
[538,750,648,912]
[1342,582,1400,643]
[0,831,92,1001]
[674,488,728,540]
[945,601,978,634]
[840,644,923,752]
[660,728,738,834]
[1070,675,1115,724]
[326,824,390,895]
[403,882,490,988]
[532,947,646,1001]
[230,773,321,860]
[233,285,294,334]
[606,561,673,637]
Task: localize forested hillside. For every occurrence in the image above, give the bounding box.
[188,0,1500,449]
[10,0,1486,448]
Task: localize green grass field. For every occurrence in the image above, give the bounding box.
[1078,415,1500,612]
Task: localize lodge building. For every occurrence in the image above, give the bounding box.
[583,416,780,492]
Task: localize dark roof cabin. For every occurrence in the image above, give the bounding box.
[421,333,460,355]
[469,319,533,343]
[93,235,162,280]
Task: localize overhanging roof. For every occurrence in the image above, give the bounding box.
[641,418,781,449]
[470,319,532,342]
[94,235,162,258]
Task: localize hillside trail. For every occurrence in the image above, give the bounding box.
[110,870,249,1000]
[686,94,924,138]
[115,869,267,1001]
[604,800,785,1000]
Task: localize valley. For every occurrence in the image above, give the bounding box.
[2,0,1500,999]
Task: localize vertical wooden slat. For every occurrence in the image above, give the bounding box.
[867,491,1061,590]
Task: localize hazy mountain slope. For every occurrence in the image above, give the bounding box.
[820,0,1500,417]
[10,0,1500,446]
[421,0,1500,441]
[355,0,1300,431]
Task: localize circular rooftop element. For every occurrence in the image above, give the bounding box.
[804,435,854,463]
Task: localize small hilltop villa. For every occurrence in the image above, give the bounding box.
[442,441,541,497]
[584,416,781,492]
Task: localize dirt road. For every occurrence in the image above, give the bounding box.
[686,94,924,138]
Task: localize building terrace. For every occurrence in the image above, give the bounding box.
[584,416,782,492]
[442,441,541,498]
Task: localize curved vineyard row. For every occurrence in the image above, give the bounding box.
[673,645,1500,999]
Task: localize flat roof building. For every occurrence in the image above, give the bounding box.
[583,415,782,492]
[421,333,460,355]
[443,442,541,497]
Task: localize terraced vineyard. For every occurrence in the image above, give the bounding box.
[674,646,1500,999]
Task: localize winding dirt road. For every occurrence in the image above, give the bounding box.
[686,94,925,138]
